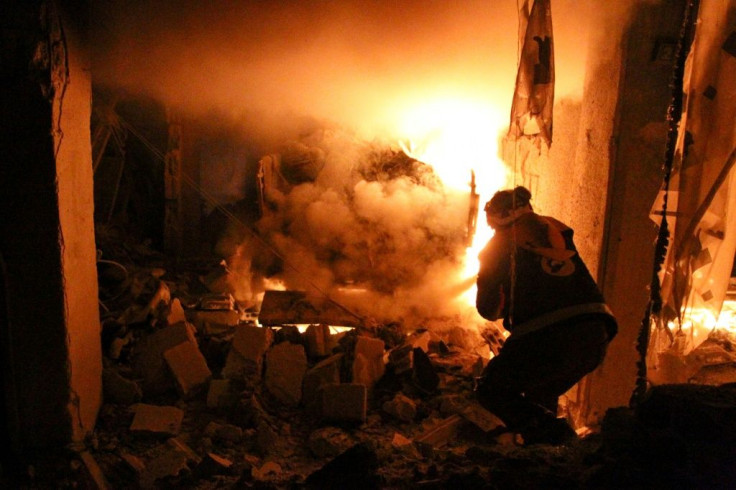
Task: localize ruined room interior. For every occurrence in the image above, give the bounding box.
[2,0,736,488]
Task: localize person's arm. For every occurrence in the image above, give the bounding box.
[475,236,510,321]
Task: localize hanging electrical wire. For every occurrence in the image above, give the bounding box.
[630,0,700,409]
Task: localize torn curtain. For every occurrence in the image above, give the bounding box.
[507,0,555,146]
[653,0,736,357]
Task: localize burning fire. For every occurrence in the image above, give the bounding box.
[394,95,509,307]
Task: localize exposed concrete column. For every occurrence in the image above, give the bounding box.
[572,0,688,425]
[0,1,101,449]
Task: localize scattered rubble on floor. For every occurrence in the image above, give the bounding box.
[9,241,736,489]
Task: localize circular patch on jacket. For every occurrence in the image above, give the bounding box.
[541,257,575,276]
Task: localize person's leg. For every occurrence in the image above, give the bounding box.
[475,318,609,444]
[475,333,557,432]
[522,318,610,407]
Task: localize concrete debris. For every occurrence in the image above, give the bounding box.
[382,393,417,422]
[251,461,282,481]
[258,290,361,327]
[352,335,385,389]
[206,378,232,409]
[137,437,200,488]
[224,324,273,378]
[84,254,736,490]
[102,367,142,406]
[304,323,332,358]
[131,322,197,396]
[302,353,344,414]
[166,297,187,326]
[264,341,307,406]
[458,401,504,432]
[307,427,355,458]
[320,383,368,423]
[198,292,235,310]
[406,329,431,352]
[129,404,184,436]
[190,308,241,336]
[164,340,212,398]
[415,414,466,448]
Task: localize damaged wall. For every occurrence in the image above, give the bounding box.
[578,0,688,422]
[0,1,101,449]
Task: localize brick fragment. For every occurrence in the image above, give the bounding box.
[223,325,273,379]
[130,404,184,436]
[352,336,385,389]
[206,378,231,409]
[264,342,307,406]
[163,340,212,398]
[302,353,343,414]
[132,322,197,396]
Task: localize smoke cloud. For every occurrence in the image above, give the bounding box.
[91,0,613,332]
[92,0,593,140]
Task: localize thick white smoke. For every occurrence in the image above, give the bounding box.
[91,0,621,331]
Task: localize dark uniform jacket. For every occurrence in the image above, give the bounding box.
[476,212,617,339]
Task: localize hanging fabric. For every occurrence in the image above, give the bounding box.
[507,0,555,147]
[653,0,736,357]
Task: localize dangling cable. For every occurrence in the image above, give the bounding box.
[630,0,699,409]
[508,0,527,329]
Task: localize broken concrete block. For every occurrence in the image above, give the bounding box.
[222,325,274,380]
[166,298,187,326]
[407,329,431,352]
[415,414,466,448]
[391,432,422,458]
[130,404,184,436]
[199,292,235,310]
[206,378,231,409]
[307,427,355,458]
[163,340,212,398]
[459,401,504,432]
[387,344,413,374]
[190,309,240,335]
[139,437,200,488]
[264,342,307,406]
[302,353,343,413]
[147,280,172,313]
[382,393,417,422]
[132,322,197,396]
[102,368,142,405]
[352,336,385,389]
[221,349,258,380]
[305,324,331,358]
[252,461,282,481]
[320,383,367,423]
[232,326,274,359]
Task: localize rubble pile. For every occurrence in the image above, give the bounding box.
[7,231,736,489]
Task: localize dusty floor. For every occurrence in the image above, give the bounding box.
[2,235,736,489]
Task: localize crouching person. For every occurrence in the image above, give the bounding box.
[474,186,617,445]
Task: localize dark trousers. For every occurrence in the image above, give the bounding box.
[475,317,610,432]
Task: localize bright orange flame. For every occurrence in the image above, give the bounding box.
[392,95,509,307]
